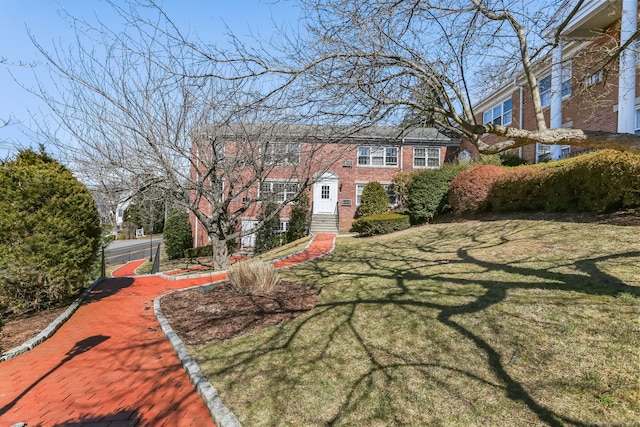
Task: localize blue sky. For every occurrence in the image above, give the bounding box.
[0,0,302,158]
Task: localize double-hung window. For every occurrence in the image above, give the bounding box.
[260,181,299,202]
[539,64,571,108]
[357,146,398,167]
[413,147,440,168]
[483,99,513,126]
[263,142,300,165]
[355,183,398,206]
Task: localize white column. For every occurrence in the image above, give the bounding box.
[550,39,564,160]
[618,0,638,134]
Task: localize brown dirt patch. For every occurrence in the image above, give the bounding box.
[0,306,68,354]
[160,281,321,345]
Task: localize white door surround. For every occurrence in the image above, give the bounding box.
[312,171,339,214]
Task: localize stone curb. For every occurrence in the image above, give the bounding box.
[157,233,318,281]
[0,277,104,363]
[154,285,242,427]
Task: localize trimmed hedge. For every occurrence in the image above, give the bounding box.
[351,213,411,236]
[406,163,468,224]
[449,165,507,215]
[490,150,640,213]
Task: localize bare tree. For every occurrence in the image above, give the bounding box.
[197,0,640,155]
[29,3,348,268]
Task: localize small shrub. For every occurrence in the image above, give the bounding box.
[184,245,213,259]
[164,209,193,259]
[391,172,413,209]
[228,259,280,295]
[499,152,528,167]
[406,163,468,224]
[255,200,281,254]
[351,213,411,236]
[286,191,310,243]
[356,181,389,218]
[449,165,507,215]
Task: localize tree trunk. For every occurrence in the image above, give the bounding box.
[210,236,230,270]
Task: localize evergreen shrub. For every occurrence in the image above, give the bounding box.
[164,209,193,259]
[0,150,101,316]
[351,213,411,236]
[255,200,281,254]
[286,191,310,243]
[356,181,390,218]
[406,163,468,224]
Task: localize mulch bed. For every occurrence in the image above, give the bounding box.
[160,281,321,345]
[0,306,68,354]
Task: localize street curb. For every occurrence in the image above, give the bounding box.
[0,277,104,362]
[154,284,242,427]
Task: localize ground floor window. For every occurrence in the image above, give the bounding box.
[355,183,398,206]
[413,147,440,168]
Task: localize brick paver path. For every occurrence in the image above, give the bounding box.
[0,233,336,426]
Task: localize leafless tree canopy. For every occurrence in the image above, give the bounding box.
[192,0,640,154]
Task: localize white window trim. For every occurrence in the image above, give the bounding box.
[259,180,299,203]
[540,63,571,108]
[262,142,301,166]
[357,145,399,167]
[413,147,441,169]
[483,98,513,126]
[355,182,398,207]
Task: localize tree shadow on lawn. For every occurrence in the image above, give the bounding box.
[195,227,639,426]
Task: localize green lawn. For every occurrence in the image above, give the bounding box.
[188,217,640,426]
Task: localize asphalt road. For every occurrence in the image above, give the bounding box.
[106,238,163,265]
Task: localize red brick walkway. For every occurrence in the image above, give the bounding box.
[0,233,336,426]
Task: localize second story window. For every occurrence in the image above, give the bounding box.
[357,146,398,167]
[263,142,300,165]
[540,64,571,108]
[413,147,440,168]
[483,99,512,126]
[260,181,299,202]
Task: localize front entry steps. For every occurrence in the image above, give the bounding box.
[309,213,339,234]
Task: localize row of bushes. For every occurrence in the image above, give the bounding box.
[353,150,640,237]
[449,150,640,215]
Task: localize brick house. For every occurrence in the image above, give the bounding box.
[190,124,459,248]
[473,0,638,163]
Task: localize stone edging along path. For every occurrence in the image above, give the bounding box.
[0,278,103,363]
[154,232,337,427]
[0,233,337,427]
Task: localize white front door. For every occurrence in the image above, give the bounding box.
[313,172,338,214]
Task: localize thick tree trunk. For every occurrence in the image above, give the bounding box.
[210,236,230,270]
[475,126,640,155]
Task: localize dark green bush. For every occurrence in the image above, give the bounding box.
[255,200,281,254]
[286,191,310,243]
[351,213,411,236]
[164,209,193,259]
[490,150,640,213]
[184,245,213,259]
[490,165,555,212]
[499,152,528,167]
[0,149,101,316]
[449,165,507,215]
[356,181,389,218]
[406,163,468,224]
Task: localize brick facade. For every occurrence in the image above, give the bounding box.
[474,3,636,163]
[190,126,458,247]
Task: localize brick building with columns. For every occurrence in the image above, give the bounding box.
[473,0,638,163]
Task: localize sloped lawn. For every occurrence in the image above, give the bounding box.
[178,215,640,426]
